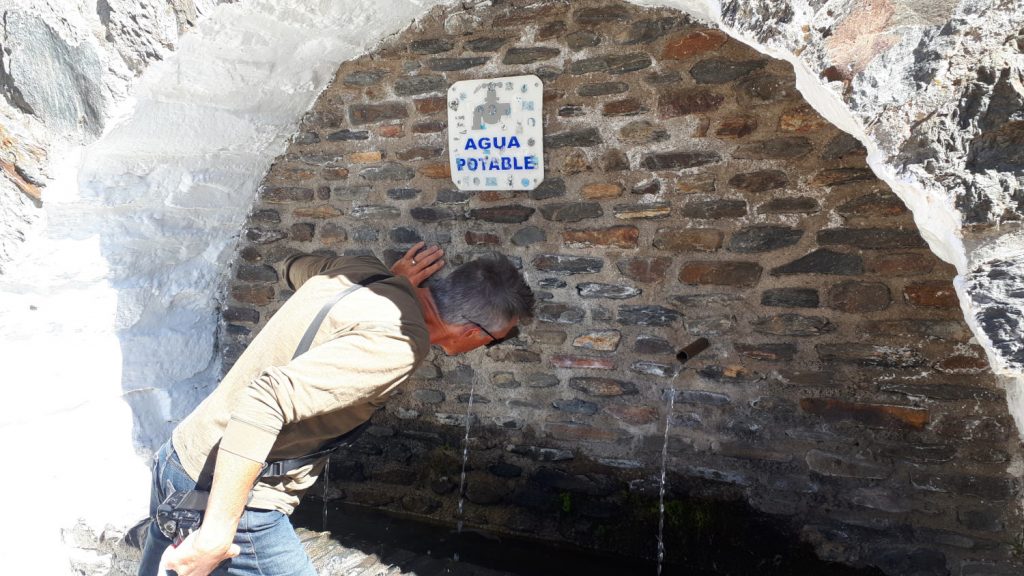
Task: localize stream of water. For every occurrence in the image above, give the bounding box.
[657,372,681,576]
[453,375,477,561]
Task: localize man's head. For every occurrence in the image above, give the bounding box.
[427,253,535,355]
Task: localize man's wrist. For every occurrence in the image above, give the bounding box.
[193,525,235,555]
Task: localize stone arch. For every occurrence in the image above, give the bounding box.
[219,2,1022,574]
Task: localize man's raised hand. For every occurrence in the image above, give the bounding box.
[391,242,445,286]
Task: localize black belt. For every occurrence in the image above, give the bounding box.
[258,420,372,478]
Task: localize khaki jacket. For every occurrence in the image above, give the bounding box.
[172,255,429,513]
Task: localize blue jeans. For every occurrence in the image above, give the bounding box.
[138,441,316,576]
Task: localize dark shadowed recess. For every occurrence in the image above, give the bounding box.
[292,498,884,576]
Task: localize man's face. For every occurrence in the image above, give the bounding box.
[439,319,519,355]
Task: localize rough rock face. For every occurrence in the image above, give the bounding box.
[0,0,223,271]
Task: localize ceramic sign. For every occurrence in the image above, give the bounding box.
[447,75,544,191]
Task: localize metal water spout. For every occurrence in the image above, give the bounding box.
[676,337,709,365]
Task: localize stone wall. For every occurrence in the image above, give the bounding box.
[222,1,1024,574]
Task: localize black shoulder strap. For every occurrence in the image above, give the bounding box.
[291,273,391,360]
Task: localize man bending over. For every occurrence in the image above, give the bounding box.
[139,244,534,575]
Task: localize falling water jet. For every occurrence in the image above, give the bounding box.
[453,374,477,562]
[657,337,709,576]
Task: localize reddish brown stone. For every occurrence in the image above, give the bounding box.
[679,261,762,286]
[811,167,876,186]
[778,105,829,133]
[580,183,623,199]
[349,151,382,164]
[465,231,500,246]
[231,285,275,305]
[349,102,408,125]
[573,330,622,352]
[800,398,929,430]
[293,205,342,219]
[616,257,672,283]
[1,160,41,201]
[546,422,625,442]
[662,29,728,60]
[543,88,564,103]
[563,150,591,175]
[867,253,935,276]
[419,164,451,179]
[378,125,404,138]
[603,98,646,116]
[320,167,349,180]
[934,354,990,373]
[478,191,513,202]
[728,170,788,193]
[606,405,659,425]
[676,178,716,194]
[563,226,639,248]
[551,355,615,370]
[658,88,725,118]
[837,192,908,217]
[716,114,757,138]
[414,96,446,114]
[905,281,959,308]
[266,164,316,184]
[653,228,723,252]
[537,21,567,41]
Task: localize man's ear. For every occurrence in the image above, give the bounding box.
[457,323,478,337]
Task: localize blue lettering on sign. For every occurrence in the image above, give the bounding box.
[454,136,539,179]
[464,136,521,151]
[455,154,540,173]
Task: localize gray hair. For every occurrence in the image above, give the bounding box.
[429,252,535,331]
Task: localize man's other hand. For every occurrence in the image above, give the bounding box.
[391,241,445,286]
[158,529,240,576]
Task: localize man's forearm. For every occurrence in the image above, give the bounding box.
[195,449,263,552]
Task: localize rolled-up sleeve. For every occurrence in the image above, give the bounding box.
[219,325,420,463]
[285,255,348,290]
